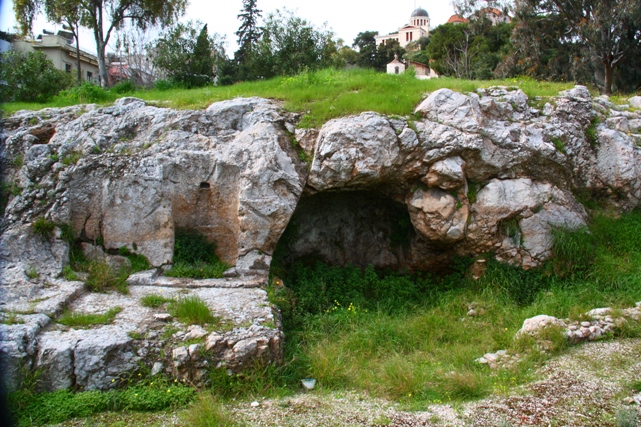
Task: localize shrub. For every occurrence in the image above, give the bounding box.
[110,80,136,94]
[55,82,113,104]
[0,50,73,102]
[154,79,175,91]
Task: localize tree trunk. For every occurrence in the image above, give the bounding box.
[74,29,82,84]
[604,62,613,95]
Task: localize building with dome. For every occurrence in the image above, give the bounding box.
[375,7,430,48]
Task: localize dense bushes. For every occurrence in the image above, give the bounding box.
[0,50,73,102]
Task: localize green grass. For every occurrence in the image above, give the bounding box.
[0,69,575,128]
[8,377,195,426]
[57,307,123,328]
[85,261,130,294]
[254,209,641,406]
[118,246,151,272]
[32,217,56,238]
[140,294,175,308]
[179,393,243,427]
[169,296,219,326]
[165,228,229,279]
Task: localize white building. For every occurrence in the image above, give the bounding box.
[12,31,100,84]
[375,8,430,48]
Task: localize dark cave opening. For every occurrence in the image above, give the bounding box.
[272,191,417,274]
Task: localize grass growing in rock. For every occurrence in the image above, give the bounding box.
[85,261,130,294]
[57,307,123,328]
[165,228,229,279]
[169,296,220,326]
[32,217,56,238]
[140,294,174,308]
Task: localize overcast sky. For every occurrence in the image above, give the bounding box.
[0,0,455,55]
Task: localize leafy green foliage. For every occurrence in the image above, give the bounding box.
[427,21,513,79]
[234,0,262,66]
[56,82,112,104]
[0,50,73,102]
[247,9,339,79]
[110,79,136,94]
[32,217,56,238]
[9,379,195,426]
[165,228,229,279]
[352,31,406,72]
[169,296,219,326]
[57,307,123,328]
[118,246,151,272]
[152,21,225,88]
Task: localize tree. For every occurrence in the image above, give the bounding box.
[375,39,405,71]
[520,0,641,94]
[14,0,187,87]
[151,21,225,88]
[250,9,338,79]
[0,50,73,102]
[235,0,262,64]
[352,31,379,69]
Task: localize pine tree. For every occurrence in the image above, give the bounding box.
[235,0,262,64]
[191,24,215,86]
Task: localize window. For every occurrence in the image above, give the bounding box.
[65,63,72,73]
[87,71,93,81]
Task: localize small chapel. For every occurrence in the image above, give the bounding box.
[375,7,431,48]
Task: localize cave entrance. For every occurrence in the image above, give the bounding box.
[272,191,416,273]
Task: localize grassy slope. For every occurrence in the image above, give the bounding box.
[0,68,574,128]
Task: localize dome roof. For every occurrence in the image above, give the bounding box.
[411,7,429,17]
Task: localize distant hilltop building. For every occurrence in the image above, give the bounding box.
[375,7,431,48]
[446,8,510,25]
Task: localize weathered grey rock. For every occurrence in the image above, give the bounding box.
[629,96,641,109]
[3,87,641,391]
[416,89,486,132]
[407,188,468,242]
[517,315,566,337]
[0,314,50,391]
[424,156,466,190]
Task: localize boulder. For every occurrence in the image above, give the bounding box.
[3,87,641,391]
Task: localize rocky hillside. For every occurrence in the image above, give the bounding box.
[1,86,641,392]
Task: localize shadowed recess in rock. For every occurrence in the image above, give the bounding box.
[273,191,417,272]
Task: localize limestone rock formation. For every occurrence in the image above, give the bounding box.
[2,86,641,391]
